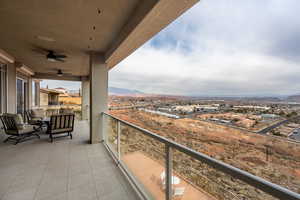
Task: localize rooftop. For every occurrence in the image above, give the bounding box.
[40,88,63,94]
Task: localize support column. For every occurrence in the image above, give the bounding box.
[28,78,33,110]
[89,53,108,144]
[7,63,16,113]
[81,79,90,120]
[35,80,40,107]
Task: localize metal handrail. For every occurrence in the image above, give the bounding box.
[102,112,300,200]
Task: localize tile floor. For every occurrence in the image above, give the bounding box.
[0,121,139,200]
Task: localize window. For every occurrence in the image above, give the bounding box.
[0,64,7,113]
[32,81,35,106]
[32,81,38,107]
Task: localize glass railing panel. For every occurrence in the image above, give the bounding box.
[174,124,300,195]
[264,137,300,194]
[119,122,166,200]
[222,132,300,194]
[104,114,118,156]
[171,148,279,200]
[102,113,300,200]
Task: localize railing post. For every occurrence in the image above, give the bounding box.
[117,120,121,161]
[101,113,105,142]
[165,144,172,200]
[101,113,109,144]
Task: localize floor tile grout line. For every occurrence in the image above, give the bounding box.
[0,144,44,200]
[0,142,25,199]
[86,143,101,200]
[32,144,51,200]
[66,140,71,200]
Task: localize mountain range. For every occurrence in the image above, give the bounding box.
[108,87,143,96]
[108,87,300,102]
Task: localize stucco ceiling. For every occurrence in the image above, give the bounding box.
[0,0,140,76]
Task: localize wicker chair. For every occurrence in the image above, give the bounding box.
[0,113,40,144]
[47,114,75,142]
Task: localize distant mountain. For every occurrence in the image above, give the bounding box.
[286,95,300,102]
[108,87,144,96]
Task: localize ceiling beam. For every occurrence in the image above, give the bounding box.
[33,72,86,81]
[0,48,15,63]
[105,0,199,69]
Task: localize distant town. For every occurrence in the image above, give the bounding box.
[109,92,300,142]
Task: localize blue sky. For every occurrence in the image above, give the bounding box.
[44,0,300,96]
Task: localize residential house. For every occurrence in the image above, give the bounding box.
[40,88,62,106]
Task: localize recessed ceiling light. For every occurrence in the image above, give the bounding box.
[36,35,55,42]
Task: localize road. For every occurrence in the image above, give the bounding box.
[258,115,300,134]
[186,113,298,135]
[257,119,289,134]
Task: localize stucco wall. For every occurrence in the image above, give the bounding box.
[40,92,48,106]
[7,63,16,113]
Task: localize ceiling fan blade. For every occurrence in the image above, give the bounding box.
[31,45,50,53]
[55,58,65,62]
[55,54,67,58]
[32,48,47,55]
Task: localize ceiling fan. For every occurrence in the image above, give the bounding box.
[43,68,73,77]
[32,46,67,62]
[46,51,67,62]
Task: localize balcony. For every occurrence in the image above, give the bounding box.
[0,114,299,200]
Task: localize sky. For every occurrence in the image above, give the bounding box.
[40,80,81,90]
[43,0,300,97]
[109,0,300,97]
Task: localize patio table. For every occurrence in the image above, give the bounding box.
[38,117,51,132]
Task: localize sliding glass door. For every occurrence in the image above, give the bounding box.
[16,78,28,114]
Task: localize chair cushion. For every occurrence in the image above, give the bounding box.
[3,113,24,124]
[19,125,38,134]
[15,114,24,125]
[31,109,45,118]
[31,117,42,121]
[3,113,24,129]
[59,108,74,114]
[6,124,38,135]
